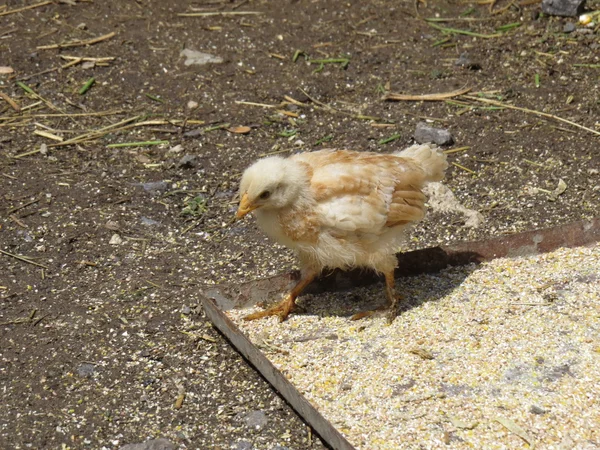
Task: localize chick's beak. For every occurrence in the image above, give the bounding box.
[236,192,259,218]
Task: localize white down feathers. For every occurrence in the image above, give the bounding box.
[244,144,448,273]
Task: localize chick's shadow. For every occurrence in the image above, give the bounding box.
[296,247,482,318]
[216,247,483,319]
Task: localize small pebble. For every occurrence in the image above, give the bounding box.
[414,122,454,146]
[232,441,254,450]
[530,405,548,415]
[541,0,585,17]
[140,216,160,227]
[109,234,123,245]
[76,363,96,378]
[563,22,577,32]
[183,129,203,138]
[244,410,268,431]
[167,144,184,155]
[139,181,169,194]
[454,53,481,70]
[178,154,198,169]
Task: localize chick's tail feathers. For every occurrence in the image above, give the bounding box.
[395,143,448,182]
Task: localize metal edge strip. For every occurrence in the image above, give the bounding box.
[200,294,357,450]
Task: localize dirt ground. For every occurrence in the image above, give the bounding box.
[1,0,599,449]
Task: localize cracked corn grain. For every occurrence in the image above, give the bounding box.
[229,244,600,449]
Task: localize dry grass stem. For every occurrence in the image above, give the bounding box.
[384,86,471,101]
[235,100,277,108]
[0,92,21,112]
[452,161,477,174]
[37,32,117,50]
[462,95,600,136]
[34,130,63,141]
[0,1,51,17]
[60,56,116,63]
[0,249,49,269]
[178,11,263,17]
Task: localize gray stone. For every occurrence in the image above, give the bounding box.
[530,405,548,415]
[563,22,577,32]
[139,181,169,194]
[180,49,223,66]
[167,144,184,155]
[76,363,96,377]
[181,305,192,315]
[178,154,198,169]
[183,129,203,138]
[119,438,176,450]
[244,410,268,430]
[17,230,33,242]
[140,216,160,226]
[233,441,254,450]
[414,122,454,146]
[542,0,586,17]
[454,53,481,70]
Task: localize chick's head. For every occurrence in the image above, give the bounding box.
[236,156,308,218]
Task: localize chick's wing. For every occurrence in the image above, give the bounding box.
[292,150,428,235]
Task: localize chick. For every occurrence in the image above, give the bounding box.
[236,144,448,322]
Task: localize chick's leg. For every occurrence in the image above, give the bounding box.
[350,270,403,322]
[384,270,404,324]
[243,269,317,322]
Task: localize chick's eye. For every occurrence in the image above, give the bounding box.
[259,190,271,200]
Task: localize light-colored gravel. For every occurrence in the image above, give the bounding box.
[229,244,600,449]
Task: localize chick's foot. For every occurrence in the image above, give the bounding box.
[243,293,296,322]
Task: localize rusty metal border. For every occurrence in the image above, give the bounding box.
[201,218,599,450]
[201,294,356,450]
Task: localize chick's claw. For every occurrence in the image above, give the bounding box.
[242,294,296,322]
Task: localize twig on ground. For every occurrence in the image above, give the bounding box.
[0,92,21,112]
[6,197,40,215]
[178,11,263,17]
[452,162,477,175]
[0,249,49,269]
[9,215,27,228]
[48,115,144,148]
[0,1,51,17]
[5,110,125,119]
[384,86,471,101]
[16,81,63,112]
[443,146,470,154]
[427,22,503,38]
[106,140,169,148]
[34,130,63,141]
[61,56,115,63]
[37,32,116,50]
[235,100,277,108]
[462,95,600,136]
